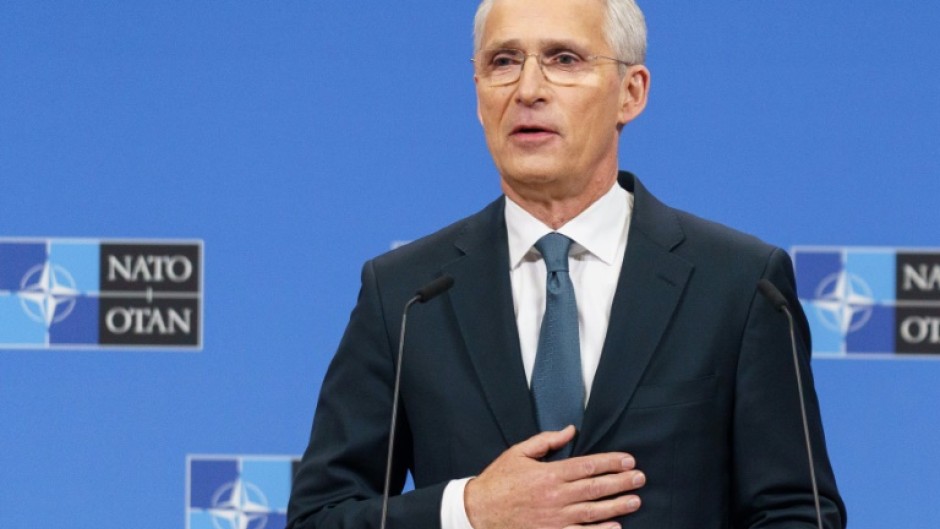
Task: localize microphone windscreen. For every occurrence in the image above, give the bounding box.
[757,279,789,311]
[415,275,455,303]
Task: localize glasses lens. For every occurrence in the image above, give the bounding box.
[479,49,523,85]
[541,52,591,86]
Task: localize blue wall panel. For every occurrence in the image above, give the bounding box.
[2,2,938,527]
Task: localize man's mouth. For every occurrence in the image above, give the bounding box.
[511,125,557,135]
[509,124,560,145]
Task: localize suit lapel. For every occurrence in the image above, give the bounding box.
[441,199,539,447]
[575,173,694,454]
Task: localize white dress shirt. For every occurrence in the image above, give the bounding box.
[440,182,633,529]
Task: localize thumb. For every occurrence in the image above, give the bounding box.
[517,425,576,460]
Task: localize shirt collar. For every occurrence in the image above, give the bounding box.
[505,182,632,269]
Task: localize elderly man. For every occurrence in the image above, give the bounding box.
[287,0,846,528]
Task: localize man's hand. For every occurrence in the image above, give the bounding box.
[464,426,644,529]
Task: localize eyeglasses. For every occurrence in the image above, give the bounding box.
[472,48,631,87]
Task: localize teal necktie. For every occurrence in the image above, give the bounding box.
[531,233,584,459]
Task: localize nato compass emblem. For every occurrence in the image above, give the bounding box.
[18,261,80,327]
[793,246,940,357]
[208,479,271,529]
[813,270,875,335]
[0,238,202,349]
[187,455,297,529]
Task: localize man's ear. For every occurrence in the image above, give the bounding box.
[618,65,651,126]
[474,74,484,126]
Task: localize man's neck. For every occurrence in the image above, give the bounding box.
[502,173,618,230]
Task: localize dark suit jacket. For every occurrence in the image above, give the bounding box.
[287,172,846,529]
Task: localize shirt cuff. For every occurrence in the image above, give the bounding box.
[440,477,475,529]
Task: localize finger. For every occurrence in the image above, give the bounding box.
[563,494,642,525]
[568,470,646,502]
[557,451,637,482]
[562,523,622,529]
[517,425,577,459]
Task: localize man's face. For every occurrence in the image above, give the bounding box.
[475,0,648,200]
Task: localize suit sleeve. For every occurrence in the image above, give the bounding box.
[286,259,446,529]
[732,248,847,528]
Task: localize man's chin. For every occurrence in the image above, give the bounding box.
[498,164,572,197]
[496,155,568,181]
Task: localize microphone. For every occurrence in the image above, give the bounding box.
[756,279,823,529]
[380,275,455,529]
[415,275,456,303]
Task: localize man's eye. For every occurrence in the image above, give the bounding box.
[490,53,521,68]
[551,52,582,66]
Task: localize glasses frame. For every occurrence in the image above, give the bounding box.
[472,48,632,87]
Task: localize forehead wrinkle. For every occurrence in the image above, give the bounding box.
[485,37,594,53]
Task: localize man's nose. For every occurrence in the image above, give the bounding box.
[516,54,549,103]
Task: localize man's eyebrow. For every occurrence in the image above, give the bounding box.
[539,39,590,52]
[486,38,523,50]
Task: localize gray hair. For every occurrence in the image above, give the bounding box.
[473,0,647,65]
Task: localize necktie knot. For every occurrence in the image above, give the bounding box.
[535,233,572,273]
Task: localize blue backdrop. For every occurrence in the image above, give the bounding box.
[2,2,939,527]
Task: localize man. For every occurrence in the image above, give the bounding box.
[287,0,846,527]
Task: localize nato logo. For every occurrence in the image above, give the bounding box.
[0,238,202,349]
[187,455,298,529]
[793,246,940,357]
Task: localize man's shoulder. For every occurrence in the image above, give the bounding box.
[371,196,504,272]
[628,172,779,263]
[673,207,776,258]
[667,206,796,292]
